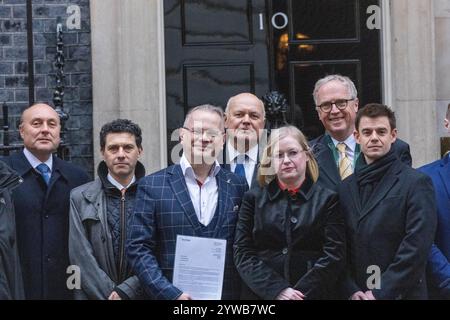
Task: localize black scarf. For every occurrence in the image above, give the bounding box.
[355,148,397,207]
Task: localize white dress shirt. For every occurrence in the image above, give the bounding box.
[330,134,357,170]
[180,154,220,226]
[107,173,136,191]
[23,148,53,171]
[227,143,258,187]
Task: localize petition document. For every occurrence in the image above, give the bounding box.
[173,235,226,300]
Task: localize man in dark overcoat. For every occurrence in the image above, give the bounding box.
[2,103,89,299]
[339,103,436,300]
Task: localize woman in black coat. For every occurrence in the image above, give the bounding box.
[233,126,345,300]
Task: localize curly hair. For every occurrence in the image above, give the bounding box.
[99,119,142,150]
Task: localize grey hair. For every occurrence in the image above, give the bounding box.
[312,74,358,106]
[183,104,225,129]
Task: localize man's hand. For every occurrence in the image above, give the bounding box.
[108,291,122,300]
[350,291,369,300]
[275,288,306,300]
[177,293,193,300]
[364,290,376,300]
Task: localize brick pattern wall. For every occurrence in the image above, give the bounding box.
[0,0,93,177]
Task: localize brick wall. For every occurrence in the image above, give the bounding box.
[0,0,94,177]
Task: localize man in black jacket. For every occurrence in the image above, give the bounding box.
[310,74,412,191]
[339,103,436,299]
[0,160,24,300]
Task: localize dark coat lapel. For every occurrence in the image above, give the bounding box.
[213,169,231,238]
[315,142,340,185]
[168,165,203,235]
[438,155,450,200]
[358,161,400,223]
[347,176,362,214]
[8,151,33,176]
[47,156,63,193]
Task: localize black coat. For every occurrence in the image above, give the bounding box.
[1,151,89,299]
[338,160,437,299]
[0,160,24,300]
[310,134,412,191]
[233,178,346,300]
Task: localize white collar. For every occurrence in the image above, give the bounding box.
[23,148,53,171]
[330,134,357,152]
[180,153,221,178]
[107,173,136,190]
[227,142,258,163]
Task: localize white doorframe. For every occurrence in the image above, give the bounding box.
[381,0,393,108]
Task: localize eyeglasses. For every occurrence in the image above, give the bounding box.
[182,127,223,139]
[317,99,354,113]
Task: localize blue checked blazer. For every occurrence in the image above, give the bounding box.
[127,164,248,300]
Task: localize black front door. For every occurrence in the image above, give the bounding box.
[269,0,382,139]
[163,0,383,159]
[164,0,270,161]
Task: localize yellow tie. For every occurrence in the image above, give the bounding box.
[337,143,352,179]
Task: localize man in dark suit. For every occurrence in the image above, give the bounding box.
[419,103,450,299]
[339,103,436,300]
[222,93,265,188]
[127,104,248,300]
[310,74,412,191]
[2,103,89,299]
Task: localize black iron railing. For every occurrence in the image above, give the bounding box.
[0,22,70,160]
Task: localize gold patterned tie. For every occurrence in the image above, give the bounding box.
[337,143,352,179]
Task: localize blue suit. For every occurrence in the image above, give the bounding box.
[419,154,450,298]
[1,151,89,299]
[127,165,248,300]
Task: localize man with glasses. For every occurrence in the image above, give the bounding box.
[127,105,248,299]
[310,74,412,191]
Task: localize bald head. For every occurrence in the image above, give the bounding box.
[225,93,265,118]
[19,103,61,162]
[20,103,60,126]
[225,92,266,152]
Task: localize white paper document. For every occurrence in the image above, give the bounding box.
[173,235,226,300]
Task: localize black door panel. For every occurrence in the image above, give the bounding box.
[164,0,270,162]
[164,0,382,160]
[269,0,381,139]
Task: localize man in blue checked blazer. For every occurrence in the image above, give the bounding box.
[127,104,248,300]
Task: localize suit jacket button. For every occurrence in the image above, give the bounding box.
[290,217,298,224]
[282,248,288,255]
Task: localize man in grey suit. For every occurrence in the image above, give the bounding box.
[127,104,248,300]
